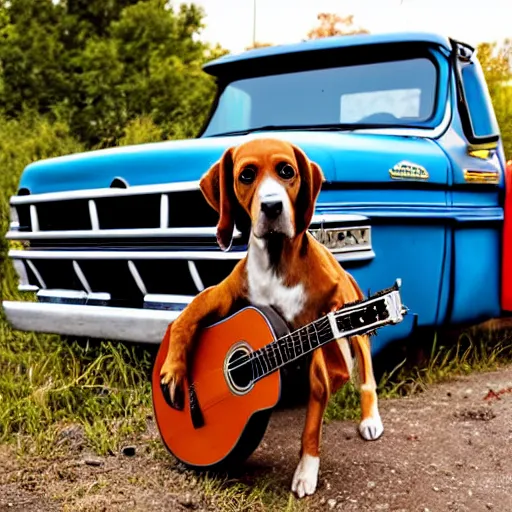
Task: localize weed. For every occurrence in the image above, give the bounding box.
[0,322,155,455]
[201,473,308,512]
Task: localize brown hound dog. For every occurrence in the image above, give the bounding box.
[160,138,383,498]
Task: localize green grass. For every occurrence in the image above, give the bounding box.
[0,318,155,455]
[201,474,309,512]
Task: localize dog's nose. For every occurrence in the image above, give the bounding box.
[261,200,283,220]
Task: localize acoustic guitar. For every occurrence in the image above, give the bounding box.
[152,279,407,472]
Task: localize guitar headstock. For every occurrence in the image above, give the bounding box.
[381,278,408,325]
[329,279,408,339]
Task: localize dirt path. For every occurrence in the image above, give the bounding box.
[2,367,512,512]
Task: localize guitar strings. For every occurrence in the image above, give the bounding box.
[227,317,334,376]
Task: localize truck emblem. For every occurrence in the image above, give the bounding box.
[309,226,371,253]
[389,161,429,181]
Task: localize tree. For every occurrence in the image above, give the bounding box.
[476,40,512,159]
[307,12,369,39]
[0,0,226,148]
[476,40,512,96]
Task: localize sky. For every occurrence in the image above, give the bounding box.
[192,0,511,55]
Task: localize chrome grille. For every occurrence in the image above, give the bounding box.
[7,180,374,313]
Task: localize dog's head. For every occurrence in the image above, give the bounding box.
[200,138,325,251]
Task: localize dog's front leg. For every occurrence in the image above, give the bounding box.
[159,274,242,409]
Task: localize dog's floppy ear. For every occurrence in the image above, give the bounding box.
[200,147,236,251]
[292,144,325,234]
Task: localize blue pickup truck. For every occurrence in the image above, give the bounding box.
[3,31,511,356]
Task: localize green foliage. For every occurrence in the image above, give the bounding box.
[0,111,84,301]
[476,40,512,159]
[0,0,219,148]
[476,40,512,96]
[492,84,512,161]
[118,115,164,146]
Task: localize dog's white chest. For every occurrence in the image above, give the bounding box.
[246,243,306,323]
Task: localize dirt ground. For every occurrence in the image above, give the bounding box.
[2,366,512,512]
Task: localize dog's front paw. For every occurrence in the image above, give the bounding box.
[291,454,319,498]
[160,361,186,411]
[358,415,384,441]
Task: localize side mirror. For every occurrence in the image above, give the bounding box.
[449,39,501,151]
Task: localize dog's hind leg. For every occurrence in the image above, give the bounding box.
[351,333,384,441]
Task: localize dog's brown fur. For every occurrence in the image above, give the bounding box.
[160,138,383,498]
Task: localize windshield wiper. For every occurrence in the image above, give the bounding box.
[205,122,425,137]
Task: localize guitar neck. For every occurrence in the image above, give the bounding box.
[249,280,406,382]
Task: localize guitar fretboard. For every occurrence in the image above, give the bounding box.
[250,317,333,380]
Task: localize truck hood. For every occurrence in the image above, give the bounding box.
[17,131,449,195]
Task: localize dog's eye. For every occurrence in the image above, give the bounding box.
[277,162,295,180]
[239,166,256,184]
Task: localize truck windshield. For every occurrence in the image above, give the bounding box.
[202,57,438,137]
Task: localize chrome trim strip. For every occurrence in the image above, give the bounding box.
[10,180,201,205]
[19,284,39,292]
[10,249,246,260]
[127,260,147,295]
[5,214,366,240]
[30,205,39,231]
[73,260,92,294]
[2,300,180,344]
[9,206,19,227]
[144,294,194,304]
[38,289,88,300]
[12,260,31,288]
[310,213,369,224]
[37,289,111,302]
[160,194,169,228]
[88,292,111,301]
[188,261,205,292]
[9,248,375,262]
[89,200,99,230]
[5,226,242,240]
[26,260,46,288]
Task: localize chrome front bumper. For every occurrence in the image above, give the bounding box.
[2,301,181,344]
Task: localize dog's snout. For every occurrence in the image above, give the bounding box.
[261,199,283,220]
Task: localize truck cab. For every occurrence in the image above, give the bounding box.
[3,31,510,355]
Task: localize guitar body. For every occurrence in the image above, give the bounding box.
[152,305,290,472]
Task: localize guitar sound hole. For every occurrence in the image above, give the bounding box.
[227,347,253,393]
